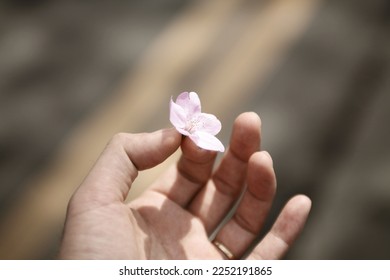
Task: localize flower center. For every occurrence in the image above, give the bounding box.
[186,116,203,134]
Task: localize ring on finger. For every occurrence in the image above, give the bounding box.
[212,240,236,260]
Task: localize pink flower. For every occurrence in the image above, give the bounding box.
[170,91,225,152]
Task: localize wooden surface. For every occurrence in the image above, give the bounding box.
[0,0,389,259]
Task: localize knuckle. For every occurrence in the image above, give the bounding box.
[109,132,131,147]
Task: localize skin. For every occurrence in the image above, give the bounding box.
[58,112,311,259]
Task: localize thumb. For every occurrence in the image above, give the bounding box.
[74,128,181,204]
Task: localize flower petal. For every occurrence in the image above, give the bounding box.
[176,91,201,116]
[196,113,222,135]
[170,97,187,128]
[175,127,191,137]
[189,131,225,152]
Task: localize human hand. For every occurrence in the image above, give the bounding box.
[59,112,311,259]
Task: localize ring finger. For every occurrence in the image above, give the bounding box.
[212,151,276,259]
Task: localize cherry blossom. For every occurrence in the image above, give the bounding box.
[170,91,225,152]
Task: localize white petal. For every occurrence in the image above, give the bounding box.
[170,97,187,128]
[176,91,201,116]
[176,127,190,136]
[196,113,222,135]
[190,131,225,152]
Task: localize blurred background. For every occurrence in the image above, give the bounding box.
[0,0,389,259]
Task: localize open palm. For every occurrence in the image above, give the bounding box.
[59,112,311,259]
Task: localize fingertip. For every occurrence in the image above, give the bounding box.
[235,112,261,129]
[276,194,312,245]
[259,150,273,166]
[163,127,182,147]
[230,112,262,160]
[289,194,312,213]
[181,136,218,163]
[247,151,277,199]
[123,128,182,171]
[248,151,274,174]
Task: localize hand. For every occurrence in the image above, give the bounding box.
[58,112,311,259]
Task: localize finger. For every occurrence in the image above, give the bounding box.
[212,151,276,259]
[189,112,261,234]
[148,136,218,207]
[246,195,312,260]
[74,128,181,205]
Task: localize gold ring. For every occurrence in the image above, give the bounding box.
[212,240,235,260]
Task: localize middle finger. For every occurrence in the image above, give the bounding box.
[188,112,261,234]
